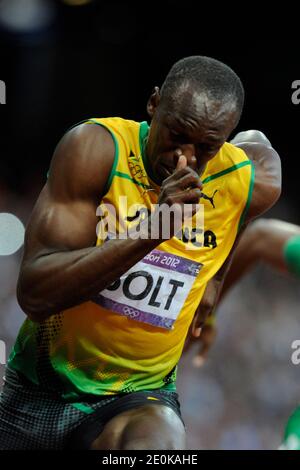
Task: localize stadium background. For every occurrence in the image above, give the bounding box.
[0,0,299,449]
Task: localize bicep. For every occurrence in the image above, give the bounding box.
[23,185,99,263]
[22,123,114,263]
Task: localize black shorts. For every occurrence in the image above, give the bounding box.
[0,367,184,450]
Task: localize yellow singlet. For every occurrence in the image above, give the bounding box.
[9,117,254,400]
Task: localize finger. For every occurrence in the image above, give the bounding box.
[176,154,187,170]
[162,188,202,205]
[192,321,204,337]
[193,327,202,338]
[191,313,202,337]
[173,148,182,168]
[178,172,203,190]
[174,149,197,169]
[162,170,202,190]
[192,355,205,368]
[163,167,200,185]
[193,342,211,368]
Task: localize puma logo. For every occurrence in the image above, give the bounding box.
[126,208,150,222]
[201,190,218,208]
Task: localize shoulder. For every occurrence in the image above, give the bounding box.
[231,130,282,222]
[48,122,116,203]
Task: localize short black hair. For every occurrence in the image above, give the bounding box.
[160,56,244,117]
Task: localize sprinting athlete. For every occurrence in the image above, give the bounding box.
[0,56,281,450]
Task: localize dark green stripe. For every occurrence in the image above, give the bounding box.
[139,121,149,152]
[114,170,152,190]
[88,119,119,194]
[283,235,300,278]
[238,161,255,231]
[202,160,251,184]
[71,403,94,414]
[139,121,160,184]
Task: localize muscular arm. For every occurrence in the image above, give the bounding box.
[231,129,282,221]
[216,130,282,293]
[190,130,282,335]
[17,124,160,322]
[215,130,282,297]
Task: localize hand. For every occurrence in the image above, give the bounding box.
[154,150,203,239]
[183,322,217,367]
[193,323,217,367]
[191,279,220,338]
[182,278,220,366]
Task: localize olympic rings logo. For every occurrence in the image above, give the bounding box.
[128,162,145,179]
[123,306,140,318]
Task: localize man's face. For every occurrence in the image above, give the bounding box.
[146,86,239,184]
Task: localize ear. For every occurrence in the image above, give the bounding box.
[147,86,160,118]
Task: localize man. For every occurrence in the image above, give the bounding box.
[0,56,281,450]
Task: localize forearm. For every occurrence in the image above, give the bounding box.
[221,217,300,300]
[220,221,265,299]
[17,234,160,322]
[195,255,233,332]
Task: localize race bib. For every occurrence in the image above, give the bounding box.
[92,249,202,330]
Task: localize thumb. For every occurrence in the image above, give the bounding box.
[191,307,204,338]
[176,154,187,170]
[191,312,203,338]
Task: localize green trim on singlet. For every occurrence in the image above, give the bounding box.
[238,161,255,231]
[87,119,119,194]
[202,160,251,184]
[283,235,300,278]
[139,120,149,151]
[114,170,152,190]
[140,121,160,185]
[71,403,95,414]
[8,321,39,385]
